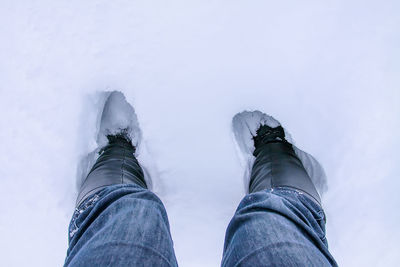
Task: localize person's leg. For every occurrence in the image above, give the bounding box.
[223,112,337,266]
[65,91,177,266]
[222,187,335,266]
[65,137,177,267]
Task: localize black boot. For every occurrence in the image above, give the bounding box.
[249,125,321,205]
[76,134,147,206]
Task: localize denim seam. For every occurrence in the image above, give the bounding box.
[76,185,115,207]
[271,186,322,207]
[69,194,100,238]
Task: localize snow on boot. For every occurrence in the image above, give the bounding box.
[232,111,327,203]
[97,91,142,149]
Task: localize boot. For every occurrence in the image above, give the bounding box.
[76,91,146,206]
[232,111,325,205]
[250,124,321,204]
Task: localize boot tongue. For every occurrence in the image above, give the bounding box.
[253,125,287,148]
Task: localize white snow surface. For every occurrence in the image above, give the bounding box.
[1,1,399,266]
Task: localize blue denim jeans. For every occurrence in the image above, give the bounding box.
[65,184,337,266]
[222,188,336,266]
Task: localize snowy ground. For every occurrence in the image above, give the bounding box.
[1,1,399,266]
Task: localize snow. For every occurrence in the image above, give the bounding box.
[97,91,142,150]
[1,0,399,266]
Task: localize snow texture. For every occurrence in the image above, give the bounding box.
[1,1,399,266]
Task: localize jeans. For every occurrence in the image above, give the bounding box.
[64,140,337,266]
[65,185,177,266]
